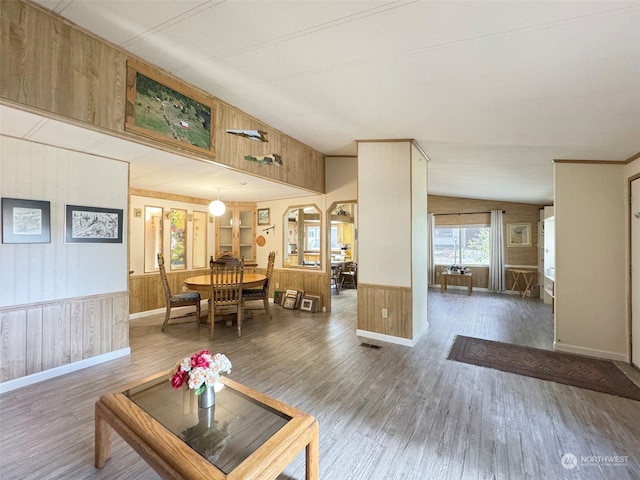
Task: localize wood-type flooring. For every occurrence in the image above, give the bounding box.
[1,289,639,479]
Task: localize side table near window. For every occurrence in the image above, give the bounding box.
[440,271,473,295]
[508,269,537,298]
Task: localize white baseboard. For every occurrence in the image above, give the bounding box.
[0,348,131,394]
[553,341,628,363]
[356,329,419,347]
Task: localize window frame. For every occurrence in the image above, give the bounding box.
[433,224,490,266]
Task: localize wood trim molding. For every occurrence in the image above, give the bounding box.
[411,140,431,162]
[553,159,627,165]
[129,188,257,208]
[625,152,640,163]
[129,188,211,205]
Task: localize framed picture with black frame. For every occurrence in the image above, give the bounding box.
[65,205,123,243]
[300,297,315,312]
[1,197,51,244]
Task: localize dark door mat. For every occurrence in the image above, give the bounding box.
[447,335,640,401]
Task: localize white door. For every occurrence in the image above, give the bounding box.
[632,178,640,368]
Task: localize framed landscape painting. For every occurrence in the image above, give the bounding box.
[257,208,270,225]
[65,205,123,243]
[2,198,51,244]
[125,60,215,156]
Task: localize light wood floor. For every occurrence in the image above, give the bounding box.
[1,289,640,479]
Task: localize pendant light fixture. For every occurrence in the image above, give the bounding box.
[209,188,226,216]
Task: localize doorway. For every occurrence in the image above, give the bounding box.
[631,177,640,368]
[327,201,357,310]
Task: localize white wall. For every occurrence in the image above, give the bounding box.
[1,137,128,307]
[358,142,412,287]
[554,162,627,360]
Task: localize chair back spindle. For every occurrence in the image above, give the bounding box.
[209,260,244,339]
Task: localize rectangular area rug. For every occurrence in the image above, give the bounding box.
[447,335,640,402]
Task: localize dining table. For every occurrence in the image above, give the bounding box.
[184,273,267,328]
[184,272,267,292]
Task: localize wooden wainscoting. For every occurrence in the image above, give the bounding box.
[129,269,209,314]
[271,269,330,312]
[357,284,412,339]
[434,265,489,289]
[0,292,129,382]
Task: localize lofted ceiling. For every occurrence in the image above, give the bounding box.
[6,0,640,205]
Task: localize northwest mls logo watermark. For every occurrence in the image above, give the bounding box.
[561,453,629,469]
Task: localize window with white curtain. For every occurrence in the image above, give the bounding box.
[434,226,490,265]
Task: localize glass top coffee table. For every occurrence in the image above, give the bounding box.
[95,370,319,479]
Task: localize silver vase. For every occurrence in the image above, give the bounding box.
[198,385,216,409]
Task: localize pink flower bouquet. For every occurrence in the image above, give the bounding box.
[170,350,232,395]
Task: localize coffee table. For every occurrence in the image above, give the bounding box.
[95,370,319,479]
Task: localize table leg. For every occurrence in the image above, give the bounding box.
[522,273,534,298]
[509,271,519,295]
[467,276,472,295]
[440,275,446,293]
[95,402,112,469]
[306,421,320,480]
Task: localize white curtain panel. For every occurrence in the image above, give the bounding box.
[427,213,435,285]
[489,210,506,292]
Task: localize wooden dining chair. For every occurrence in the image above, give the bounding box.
[158,253,201,332]
[340,262,357,289]
[211,253,242,267]
[243,251,276,319]
[209,260,244,339]
[330,265,342,294]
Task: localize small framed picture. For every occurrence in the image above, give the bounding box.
[2,198,51,244]
[257,208,270,225]
[283,296,296,309]
[300,297,314,312]
[66,205,123,243]
[506,223,531,247]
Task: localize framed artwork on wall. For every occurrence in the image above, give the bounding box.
[1,198,51,244]
[125,60,216,156]
[257,208,270,225]
[65,205,123,243]
[507,223,531,247]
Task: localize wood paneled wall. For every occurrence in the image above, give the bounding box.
[434,265,489,289]
[0,292,129,382]
[429,195,544,267]
[271,269,330,312]
[0,1,325,194]
[357,284,412,339]
[0,1,126,131]
[129,269,208,314]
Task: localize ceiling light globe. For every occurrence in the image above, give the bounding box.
[209,200,226,216]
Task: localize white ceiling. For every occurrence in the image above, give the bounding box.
[7,0,640,205]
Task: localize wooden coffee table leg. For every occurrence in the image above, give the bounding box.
[95,402,112,468]
[306,420,320,480]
